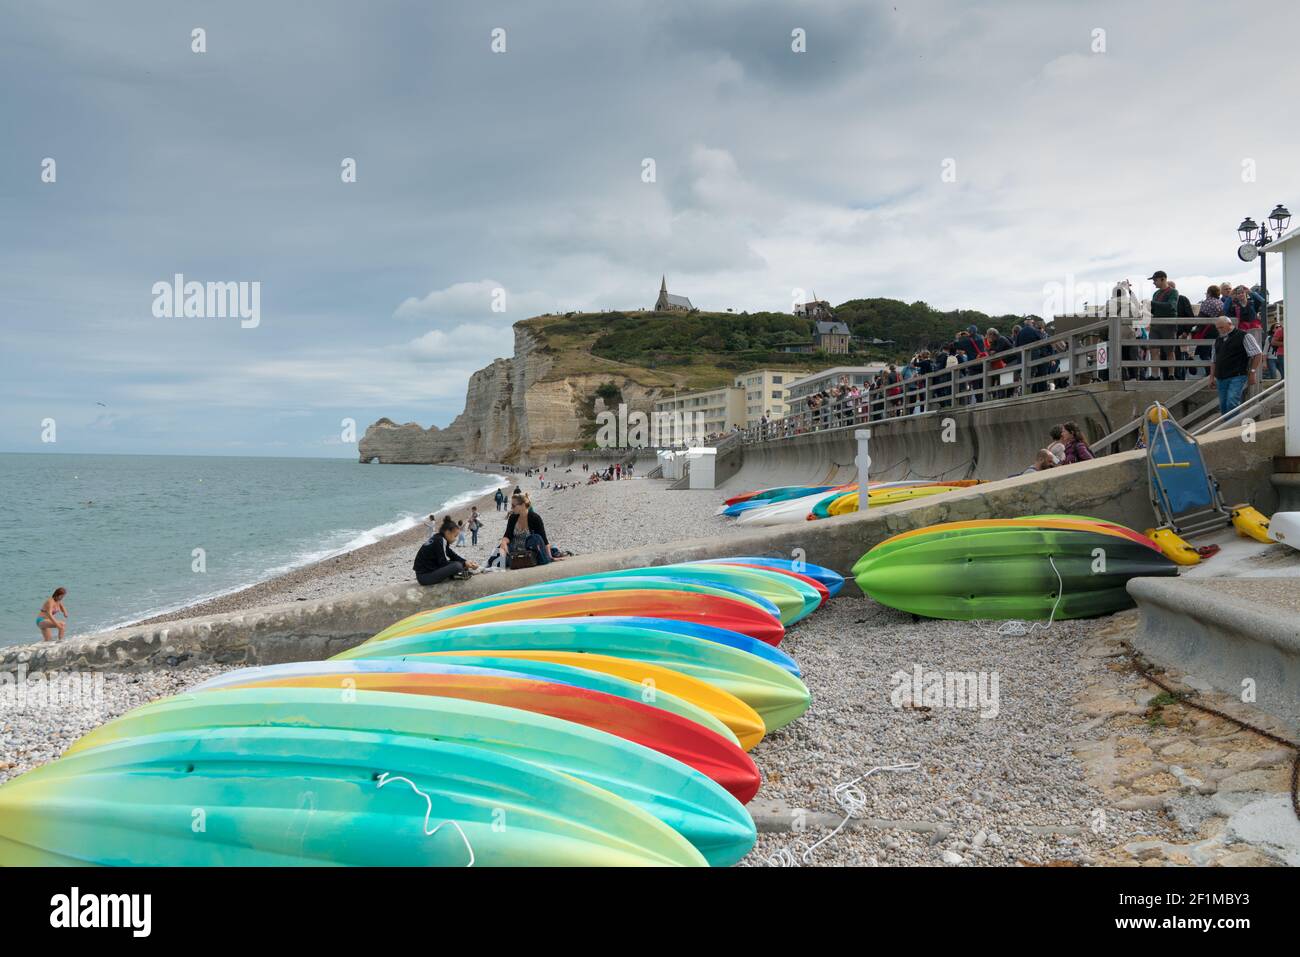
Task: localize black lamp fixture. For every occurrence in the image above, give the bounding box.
[1238,217,1259,243]
[1269,203,1292,237]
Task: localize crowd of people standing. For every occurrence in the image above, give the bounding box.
[763,271,1281,438]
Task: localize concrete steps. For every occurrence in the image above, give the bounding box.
[1126,573,1300,734]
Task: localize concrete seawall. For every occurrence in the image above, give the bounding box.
[2,421,1282,674]
[723,382,1209,489]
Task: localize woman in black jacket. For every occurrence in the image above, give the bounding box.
[495,492,559,567]
[413,516,477,585]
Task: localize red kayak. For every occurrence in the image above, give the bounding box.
[235,670,762,802]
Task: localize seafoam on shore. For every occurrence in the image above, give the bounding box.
[141,474,742,622]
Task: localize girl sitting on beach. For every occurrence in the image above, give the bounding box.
[495,492,563,568]
[37,587,68,641]
[413,517,477,586]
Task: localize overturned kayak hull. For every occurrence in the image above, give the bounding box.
[0,727,706,866]
[62,688,754,866]
[854,526,1178,620]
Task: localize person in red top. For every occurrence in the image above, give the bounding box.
[1226,285,1264,349]
[1267,320,1284,379]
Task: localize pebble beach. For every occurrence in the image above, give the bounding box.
[3,474,1293,865]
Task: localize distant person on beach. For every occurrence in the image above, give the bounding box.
[494,488,505,511]
[455,519,466,547]
[1209,315,1263,415]
[37,587,69,641]
[413,517,477,586]
[1060,422,1094,463]
[468,507,482,545]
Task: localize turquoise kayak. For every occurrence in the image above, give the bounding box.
[0,725,706,866]
[59,687,754,866]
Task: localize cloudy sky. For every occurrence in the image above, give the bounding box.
[3,0,1298,456]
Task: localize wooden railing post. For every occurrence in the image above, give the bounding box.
[1107,307,1123,384]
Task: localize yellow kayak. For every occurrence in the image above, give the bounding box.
[826,485,959,516]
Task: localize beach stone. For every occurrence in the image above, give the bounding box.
[1223,797,1300,866]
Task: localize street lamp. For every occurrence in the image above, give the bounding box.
[1235,203,1292,321]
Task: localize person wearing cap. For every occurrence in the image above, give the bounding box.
[1147,271,1179,381]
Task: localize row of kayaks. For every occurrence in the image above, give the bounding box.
[720,480,981,526]
[853,515,1179,620]
[0,557,845,868]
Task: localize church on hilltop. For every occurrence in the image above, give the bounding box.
[655,276,695,313]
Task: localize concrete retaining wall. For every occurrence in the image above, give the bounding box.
[3,421,1282,674]
[722,382,1206,490]
[1128,577,1300,733]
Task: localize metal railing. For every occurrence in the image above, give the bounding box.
[1090,376,1213,455]
[743,313,1272,443]
[1192,378,1286,436]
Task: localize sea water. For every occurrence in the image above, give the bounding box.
[0,453,503,647]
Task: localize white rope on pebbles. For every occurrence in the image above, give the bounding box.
[765,761,923,867]
[994,553,1064,637]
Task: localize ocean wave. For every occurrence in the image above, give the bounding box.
[82,472,510,636]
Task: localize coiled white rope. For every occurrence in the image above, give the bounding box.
[765,761,922,866]
[994,553,1064,636]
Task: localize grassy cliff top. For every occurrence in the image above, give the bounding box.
[519,310,873,391]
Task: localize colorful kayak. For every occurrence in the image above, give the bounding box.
[853,516,1162,574]
[819,484,961,518]
[734,489,841,526]
[409,653,741,745]
[854,526,1179,620]
[201,660,762,802]
[473,575,784,621]
[337,618,811,731]
[346,614,800,675]
[724,563,829,604]
[722,486,844,516]
[428,652,765,750]
[722,484,842,507]
[689,556,846,597]
[0,726,705,866]
[64,687,755,866]
[368,590,786,646]
[530,565,821,624]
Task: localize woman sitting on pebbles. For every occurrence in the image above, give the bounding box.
[413,516,477,586]
[494,491,563,568]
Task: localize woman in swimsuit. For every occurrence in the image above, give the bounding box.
[37,587,68,641]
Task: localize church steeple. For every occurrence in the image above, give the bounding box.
[655,275,693,313]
